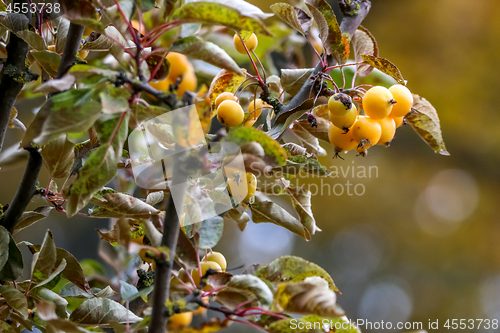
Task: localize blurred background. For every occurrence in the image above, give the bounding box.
[1,0,500,332]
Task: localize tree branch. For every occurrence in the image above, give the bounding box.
[149,88,197,332]
[1,23,85,233]
[55,23,85,80]
[271,0,371,122]
[0,10,31,155]
[1,148,42,233]
[116,72,177,108]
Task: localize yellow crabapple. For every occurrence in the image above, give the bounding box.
[217,100,244,127]
[389,84,413,117]
[328,93,353,117]
[392,116,405,128]
[202,252,227,271]
[362,86,396,119]
[215,92,238,108]
[330,103,358,133]
[328,123,358,154]
[169,312,193,329]
[352,116,382,149]
[233,33,258,54]
[376,117,396,145]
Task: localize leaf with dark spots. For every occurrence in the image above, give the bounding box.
[361,54,405,85]
[253,255,339,292]
[406,94,449,155]
[270,3,312,37]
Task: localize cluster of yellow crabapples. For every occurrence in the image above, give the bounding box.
[328,84,413,156]
[137,241,228,328]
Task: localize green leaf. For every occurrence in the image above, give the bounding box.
[80,259,106,276]
[197,216,224,249]
[70,18,106,34]
[82,26,127,51]
[69,298,142,326]
[130,103,170,129]
[34,287,69,319]
[171,36,243,75]
[16,30,47,51]
[251,196,311,240]
[305,0,344,62]
[32,230,57,285]
[56,248,91,293]
[89,192,160,219]
[268,315,360,333]
[253,255,339,292]
[406,94,449,156]
[275,156,329,177]
[225,127,287,166]
[100,86,131,114]
[0,226,10,271]
[273,280,344,317]
[353,26,378,77]
[0,226,24,281]
[361,54,406,85]
[31,50,62,77]
[280,68,314,96]
[35,258,66,289]
[270,3,311,37]
[41,135,75,179]
[34,74,76,94]
[216,274,273,310]
[173,0,273,36]
[65,113,129,217]
[0,285,28,319]
[54,17,70,54]
[22,90,101,147]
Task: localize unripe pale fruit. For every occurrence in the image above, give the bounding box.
[191,261,222,286]
[330,104,358,133]
[234,33,258,54]
[203,252,227,272]
[392,116,404,128]
[363,86,396,119]
[328,93,353,117]
[215,92,238,108]
[227,172,257,202]
[328,123,358,154]
[217,100,244,127]
[169,312,193,329]
[352,116,382,149]
[389,84,413,117]
[376,117,396,145]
